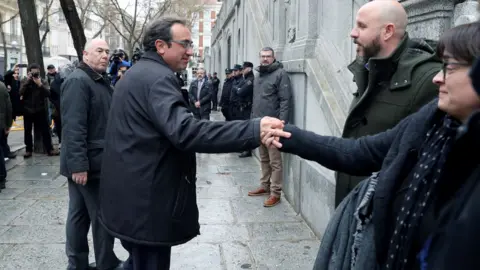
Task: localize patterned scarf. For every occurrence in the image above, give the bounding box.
[385,116,460,269]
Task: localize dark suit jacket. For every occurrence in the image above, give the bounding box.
[188,79,212,116]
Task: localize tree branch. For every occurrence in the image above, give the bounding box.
[40,27,50,45]
[0,12,19,26]
[91,22,106,39]
[38,0,55,28]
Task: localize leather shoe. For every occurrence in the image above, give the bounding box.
[264,195,281,207]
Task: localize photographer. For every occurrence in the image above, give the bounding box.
[113,61,130,86]
[19,63,59,158]
[108,49,130,85]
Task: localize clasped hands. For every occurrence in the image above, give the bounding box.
[259,117,291,148]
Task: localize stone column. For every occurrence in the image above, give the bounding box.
[402,0,455,40]
[453,0,479,26]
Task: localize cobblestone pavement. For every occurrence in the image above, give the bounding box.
[0,112,320,270]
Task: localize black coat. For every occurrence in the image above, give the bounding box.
[279,99,480,267]
[98,51,261,246]
[59,62,114,177]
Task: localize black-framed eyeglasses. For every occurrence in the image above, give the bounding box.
[442,61,471,79]
[171,40,194,49]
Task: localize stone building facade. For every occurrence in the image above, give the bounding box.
[205,0,479,237]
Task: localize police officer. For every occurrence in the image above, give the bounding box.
[229,64,244,121]
[233,61,254,157]
[219,68,234,121]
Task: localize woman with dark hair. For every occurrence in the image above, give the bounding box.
[262,22,480,270]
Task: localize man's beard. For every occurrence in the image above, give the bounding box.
[355,35,382,63]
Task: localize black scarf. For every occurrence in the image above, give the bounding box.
[385,116,460,269]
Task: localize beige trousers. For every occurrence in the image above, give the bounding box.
[258,144,283,197]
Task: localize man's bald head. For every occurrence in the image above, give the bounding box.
[351,0,408,60]
[359,0,408,38]
[82,39,110,73]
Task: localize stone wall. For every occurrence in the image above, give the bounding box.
[206,0,479,237]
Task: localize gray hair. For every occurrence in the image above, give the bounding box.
[260,47,275,57]
[142,17,187,52]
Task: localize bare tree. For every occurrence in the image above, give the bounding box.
[91,0,173,57]
[168,0,204,29]
[37,0,57,46]
[59,0,86,61]
[76,0,106,39]
[17,0,49,153]
[91,0,204,57]
[0,8,18,72]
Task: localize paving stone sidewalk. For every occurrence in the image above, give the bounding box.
[0,112,320,270]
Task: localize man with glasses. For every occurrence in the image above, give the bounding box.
[99,17,287,268]
[249,47,293,207]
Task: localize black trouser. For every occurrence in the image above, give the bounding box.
[121,240,171,270]
[66,177,120,270]
[0,132,6,180]
[23,111,53,153]
[1,132,11,157]
[211,90,218,110]
[221,106,231,121]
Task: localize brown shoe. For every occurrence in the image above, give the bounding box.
[264,196,281,207]
[24,152,32,158]
[248,187,269,196]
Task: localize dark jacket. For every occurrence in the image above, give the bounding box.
[426,111,480,270]
[231,72,254,120]
[0,82,12,130]
[59,62,114,177]
[279,99,480,268]
[98,51,261,246]
[220,77,234,120]
[189,78,212,116]
[19,78,50,115]
[234,71,254,105]
[229,74,244,105]
[6,78,22,118]
[336,34,442,206]
[252,61,292,122]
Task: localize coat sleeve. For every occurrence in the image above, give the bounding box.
[278,71,293,122]
[279,117,409,176]
[148,74,261,153]
[4,88,12,128]
[199,82,212,105]
[61,77,89,173]
[237,78,253,97]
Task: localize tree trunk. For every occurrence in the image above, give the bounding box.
[17,0,47,154]
[59,0,86,61]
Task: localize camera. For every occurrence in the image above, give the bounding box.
[110,49,129,63]
[112,52,124,62]
[32,72,40,79]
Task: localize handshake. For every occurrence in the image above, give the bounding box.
[259,116,292,148]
